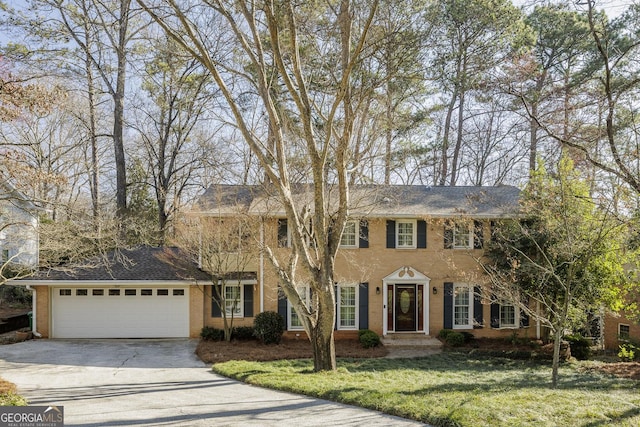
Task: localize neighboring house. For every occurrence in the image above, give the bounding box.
[18,246,210,338]
[191,184,532,340]
[0,179,41,270]
[604,310,640,350]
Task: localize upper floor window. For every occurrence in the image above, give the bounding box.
[445,220,484,250]
[397,220,416,249]
[1,249,8,263]
[340,221,358,248]
[453,223,472,249]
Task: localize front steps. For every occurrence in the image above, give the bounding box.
[381,333,443,358]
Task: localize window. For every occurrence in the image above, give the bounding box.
[453,223,472,249]
[340,221,358,248]
[277,219,291,248]
[92,289,104,296]
[337,284,358,330]
[453,284,473,329]
[109,289,120,296]
[619,324,630,339]
[397,220,416,248]
[173,289,185,296]
[59,289,71,296]
[76,289,88,296]
[157,289,169,296]
[1,249,9,263]
[125,289,136,296]
[288,286,310,330]
[499,302,518,328]
[141,289,152,296]
[224,285,243,316]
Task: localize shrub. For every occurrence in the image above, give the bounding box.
[445,331,465,347]
[253,311,285,344]
[358,329,381,348]
[200,326,224,341]
[564,334,592,360]
[438,329,453,340]
[232,326,255,341]
[618,341,640,362]
[460,331,475,344]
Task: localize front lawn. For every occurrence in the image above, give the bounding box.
[213,353,640,427]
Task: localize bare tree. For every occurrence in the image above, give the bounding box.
[139,0,379,371]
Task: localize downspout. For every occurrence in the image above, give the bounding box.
[25,285,42,338]
[260,218,264,313]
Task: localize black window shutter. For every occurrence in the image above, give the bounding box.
[490,302,500,328]
[417,220,427,249]
[473,286,483,329]
[359,220,369,248]
[386,220,396,248]
[359,283,369,329]
[211,285,222,318]
[334,285,339,330]
[520,297,530,328]
[444,225,453,249]
[474,220,484,249]
[443,282,453,329]
[277,288,288,326]
[277,219,288,247]
[243,284,253,317]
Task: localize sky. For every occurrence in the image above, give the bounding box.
[512,0,634,18]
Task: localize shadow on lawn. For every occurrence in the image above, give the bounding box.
[580,407,640,427]
[340,353,638,393]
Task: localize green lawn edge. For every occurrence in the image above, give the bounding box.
[212,353,640,427]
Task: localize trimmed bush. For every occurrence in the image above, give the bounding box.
[564,334,592,360]
[253,311,285,344]
[232,326,255,341]
[200,326,224,341]
[438,329,453,340]
[618,341,640,362]
[445,332,465,347]
[358,329,381,348]
[460,331,475,344]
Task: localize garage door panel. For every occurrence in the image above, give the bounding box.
[52,287,189,338]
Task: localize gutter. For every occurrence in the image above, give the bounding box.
[24,285,42,338]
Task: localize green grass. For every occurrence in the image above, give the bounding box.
[213,353,640,427]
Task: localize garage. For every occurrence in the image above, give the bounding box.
[51,286,190,338]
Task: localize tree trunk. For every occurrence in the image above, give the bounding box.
[310,288,337,371]
[551,326,562,388]
[114,0,131,220]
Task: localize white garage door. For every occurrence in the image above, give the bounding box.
[52,286,190,338]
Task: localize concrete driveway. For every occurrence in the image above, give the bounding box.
[0,340,426,426]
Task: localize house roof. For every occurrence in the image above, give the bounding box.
[23,246,211,282]
[191,184,520,218]
[0,171,47,212]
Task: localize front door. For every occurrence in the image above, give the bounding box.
[395,285,416,331]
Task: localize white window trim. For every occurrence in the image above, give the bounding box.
[396,219,417,249]
[223,283,244,317]
[453,223,473,249]
[499,301,519,329]
[288,285,310,331]
[619,323,631,339]
[340,220,359,248]
[337,283,359,330]
[452,283,473,330]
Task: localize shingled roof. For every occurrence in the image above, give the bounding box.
[25,246,211,282]
[192,184,520,218]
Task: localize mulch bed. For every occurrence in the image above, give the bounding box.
[196,338,387,363]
